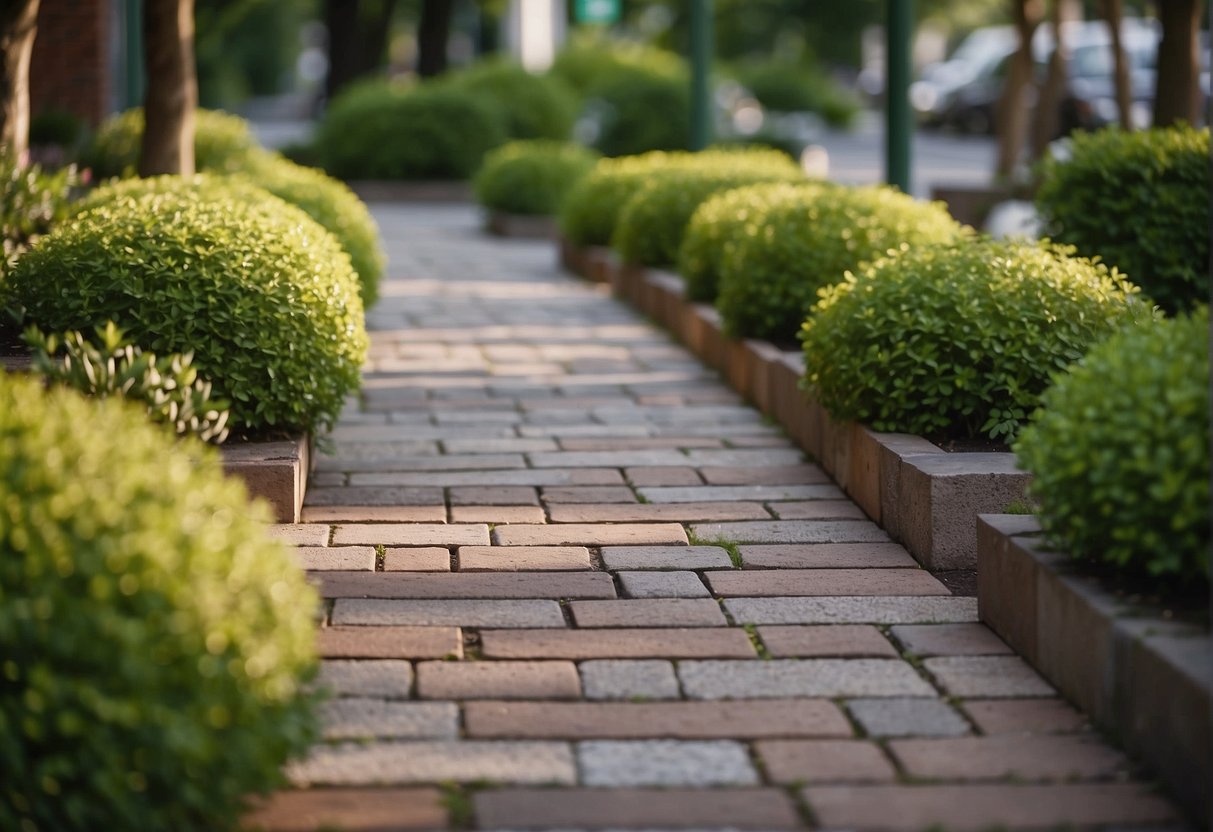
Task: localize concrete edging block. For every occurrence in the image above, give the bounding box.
[220,433,311,523]
[487,212,558,239]
[348,180,473,203]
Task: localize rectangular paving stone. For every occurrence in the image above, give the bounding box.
[619,571,711,598]
[344,454,526,474]
[684,449,806,466]
[569,599,726,628]
[726,596,979,625]
[923,656,1055,698]
[558,437,723,451]
[301,506,447,523]
[691,520,889,544]
[448,486,539,506]
[757,739,898,784]
[625,466,703,486]
[465,699,851,739]
[382,547,451,572]
[601,545,734,571]
[457,545,592,571]
[314,571,616,600]
[474,787,800,830]
[740,543,918,569]
[268,523,330,546]
[449,505,547,524]
[678,659,936,699]
[332,599,565,629]
[416,660,580,700]
[962,699,1088,734]
[529,450,697,468]
[758,625,900,658]
[548,502,770,523]
[441,438,556,453]
[579,660,681,701]
[700,464,829,485]
[320,699,458,740]
[480,628,756,659]
[332,524,488,547]
[287,741,576,787]
[306,487,446,507]
[891,623,1014,656]
[317,626,462,659]
[296,547,375,571]
[492,523,689,547]
[316,660,413,699]
[810,782,1177,830]
[847,698,970,738]
[540,486,638,503]
[707,568,951,597]
[638,484,844,503]
[340,469,625,487]
[578,740,758,786]
[889,734,1127,781]
[243,787,447,831]
[772,500,869,520]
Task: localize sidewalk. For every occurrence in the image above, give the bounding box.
[249,203,1182,831]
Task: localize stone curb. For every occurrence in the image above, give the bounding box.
[486,211,558,239]
[976,514,1211,827]
[347,181,473,203]
[220,433,311,523]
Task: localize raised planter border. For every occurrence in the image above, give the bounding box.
[558,235,1030,571]
[348,181,473,203]
[977,514,1211,827]
[220,433,311,524]
[486,211,558,240]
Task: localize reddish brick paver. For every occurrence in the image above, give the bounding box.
[263,205,1180,831]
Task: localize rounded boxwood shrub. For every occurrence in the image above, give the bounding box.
[679,181,835,302]
[85,107,259,179]
[612,152,804,267]
[734,60,861,128]
[0,373,319,831]
[549,34,687,96]
[1035,125,1210,314]
[587,67,691,157]
[1014,309,1208,582]
[6,188,367,434]
[445,59,578,140]
[717,184,963,342]
[800,240,1153,441]
[474,139,599,216]
[315,81,506,180]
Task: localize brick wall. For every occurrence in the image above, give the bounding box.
[30,0,112,126]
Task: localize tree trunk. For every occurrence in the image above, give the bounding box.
[0,0,40,164]
[417,0,452,78]
[324,0,397,101]
[1030,0,1072,158]
[140,0,197,176]
[1153,0,1201,126]
[1102,0,1133,128]
[996,0,1044,177]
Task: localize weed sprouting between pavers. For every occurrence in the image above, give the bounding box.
[686,529,743,568]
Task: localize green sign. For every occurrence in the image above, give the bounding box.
[574,0,620,24]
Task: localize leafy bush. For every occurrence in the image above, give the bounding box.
[446,59,578,140]
[0,372,319,831]
[717,184,963,341]
[474,140,599,216]
[612,153,804,266]
[1,150,79,274]
[29,109,88,149]
[1014,308,1209,582]
[84,107,259,179]
[679,181,835,302]
[734,60,861,128]
[801,241,1152,441]
[26,321,231,444]
[549,33,687,95]
[6,187,367,434]
[1035,125,1210,314]
[315,81,506,180]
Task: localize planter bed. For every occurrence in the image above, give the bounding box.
[220,433,312,523]
[486,211,558,239]
[347,180,473,203]
[977,514,1211,827]
[558,242,1031,571]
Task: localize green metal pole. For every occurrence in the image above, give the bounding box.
[124,0,145,110]
[886,0,913,192]
[689,0,713,150]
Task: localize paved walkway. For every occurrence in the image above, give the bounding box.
[250,204,1182,831]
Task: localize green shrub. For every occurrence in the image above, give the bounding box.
[6,187,367,434]
[1035,125,1210,314]
[26,321,231,444]
[315,81,506,180]
[84,107,259,179]
[612,154,804,266]
[1016,309,1209,581]
[29,109,88,149]
[734,60,861,128]
[474,140,599,216]
[1,150,79,274]
[446,59,578,140]
[549,34,687,95]
[717,184,963,341]
[0,373,319,831]
[587,68,691,157]
[680,181,834,302]
[801,241,1153,441]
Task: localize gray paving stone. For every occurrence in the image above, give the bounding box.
[316,660,413,698]
[577,740,759,787]
[619,571,711,599]
[725,596,979,625]
[690,520,889,544]
[846,698,971,737]
[579,660,682,701]
[319,699,458,740]
[923,656,1056,698]
[332,598,566,628]
[268,523,331,547]
[638,485,843,503]
[683,449,805,466]
[601,546,734,571]
[295,546,376,571]
[678,660,935,699]
[287,740,577,786]
[338,469,626,487]
[332,524,489,547]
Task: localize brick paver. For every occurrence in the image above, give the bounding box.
[264,204,1178,830]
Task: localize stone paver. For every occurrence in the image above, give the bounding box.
[758,625,899,658]
[891,622,1014,656]
[448,485,538,505]
[288,741,577,786]
[618,570,711,598]
[320,699,458,740]
[332,523,488,546]
[541,485,637,503]
[569,599,726,628]
[492,523,689,546]
[548,501,771,523]
[480,628,756,659]
[245,788,447,831]
[678,659,936,699]
[578,740,759,786]
[448,505,546,524]
[756,739,898,783]
[578,660,681,700]
[456,545,592,571]
[638,484,843,502]
[888,734,1128,780]
[302,505,448,523]
[707,568,950,597]
[691,519,889,544]
[416,660,581,700]
[847,698,971,737]
[316,626,462,659]
[382,547,451,571]
[317,660,413,698]
[741,542,918,568]
[601,545,734,570]
[725,596,979,625]
[269,523,331,546]
[924,655,1055,698]
[295,546,375,571]
[332,599,565,628]
[963,698,1088,734]
[315,571,615,599]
